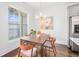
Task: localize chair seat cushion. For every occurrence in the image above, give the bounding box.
[44,41,52,48]
[21,47,37,57]
[20,45,34,50]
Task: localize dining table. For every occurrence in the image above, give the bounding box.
[20,33,49,57]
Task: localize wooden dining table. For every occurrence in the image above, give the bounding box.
[20,33,49,57]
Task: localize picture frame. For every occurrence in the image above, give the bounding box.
[40,16,53,30]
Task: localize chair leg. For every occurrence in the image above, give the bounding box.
[18,48,21,57]
[45,47,47,57]
[40,46,44,57]
[31,48,33,57]
[36,47,38,57]
[49,48,50,56]
[43,47,46,56]
[20,53,23,57]
[52,46,56,57]
[42,47,44,56]
[54,46,56,53]
[54,46,57,56]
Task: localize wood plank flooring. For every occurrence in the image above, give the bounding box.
[2,44,79,57]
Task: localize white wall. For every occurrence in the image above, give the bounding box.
[30,3,69,45]
[0,3,8,56]
[0,2,34,56]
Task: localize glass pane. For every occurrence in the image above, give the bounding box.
[9,29,20,40]
[23,24,27,35]
[8,7,20,40]
[21,13,27,36]
[9,24,19,29]
[8,7,19,24]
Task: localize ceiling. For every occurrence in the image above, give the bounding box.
[25,2,66,10]
[24,2,79,10]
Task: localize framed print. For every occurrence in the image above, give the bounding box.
[40,16,53,30]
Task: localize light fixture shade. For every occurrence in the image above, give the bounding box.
[40,12,43,16]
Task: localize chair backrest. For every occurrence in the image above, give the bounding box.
[48,36,56,45]
[20,40,26,46]
[20,40,34,50]
[20,45,34,50]
[18,40,34,57]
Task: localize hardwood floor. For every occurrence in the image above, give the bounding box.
[2,44,79,57]
[53,44,79,57]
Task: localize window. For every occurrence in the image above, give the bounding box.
[8,7,20,40]
[20,13,27,36]
[8,7,27,40]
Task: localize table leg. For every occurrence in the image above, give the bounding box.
[45,47,47,57]
[40,46,44,57]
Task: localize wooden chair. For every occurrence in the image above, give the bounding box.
[43,36,56,57]
[18,40,37,57]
